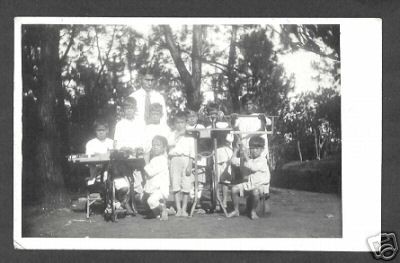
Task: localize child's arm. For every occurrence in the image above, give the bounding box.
[186,157,193,176]
[144,157,167,178]
[230,145,241,167]
[244,158,269,173]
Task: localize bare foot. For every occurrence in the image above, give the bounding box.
[175,209,182,217]
[167,207,176,216]
[181,211,189,217]
[250,211,259,220]
[160,205,168,221]
[227,210,240,218]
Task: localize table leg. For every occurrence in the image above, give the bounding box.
[213,137,228,217]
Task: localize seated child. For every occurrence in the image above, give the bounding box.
[85,119,114,184]
[143,103,172,163]
[228,135,270,220]
[206,103,234,210]
[113,97,145,214]
[142,135,170,220]
[231,93,271,160]
[168,111,195,217]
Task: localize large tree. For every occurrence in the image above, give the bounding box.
[23,25,68,207]
[161,25,203,111]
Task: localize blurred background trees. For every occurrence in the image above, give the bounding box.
[21,24,341,206]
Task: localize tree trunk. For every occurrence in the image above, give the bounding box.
[162,25,202,110]
[36,25,68,208]
[297,140,303,162]
[227,25,240,112]
[314,128,320,160]
[191,25,203,111]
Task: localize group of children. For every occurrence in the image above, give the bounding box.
[85,94,271,220]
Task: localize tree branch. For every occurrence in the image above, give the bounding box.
[60,25,76,63]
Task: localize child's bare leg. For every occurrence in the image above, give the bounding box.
[264,199,271,214]
[227,185,240,217]
[160,202,168,221]
[181,192,189,217]
[250,189,260,220]
[174,191,182,216]
[222,185,229,208]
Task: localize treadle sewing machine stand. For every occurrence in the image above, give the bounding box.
[188,114,276,218]
[68,151,145,222]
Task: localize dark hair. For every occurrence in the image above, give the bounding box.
[206,102,219,115]
[122,97,137,108]
[249,135,265,148]
[240,93,256,107]
[152,135,168,149]
[93,119,109,129]
[173,111,187,122]
[149,103,163,114]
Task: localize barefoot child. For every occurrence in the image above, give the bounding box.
[168,111,195,217]
[228,135,270,219]
[142,136,170,220]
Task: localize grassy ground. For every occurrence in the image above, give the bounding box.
[22,187,341,238]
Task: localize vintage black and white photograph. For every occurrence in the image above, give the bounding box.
[14,18,381,250]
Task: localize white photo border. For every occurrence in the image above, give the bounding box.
[14,17,382,251]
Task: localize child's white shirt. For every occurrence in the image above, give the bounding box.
[168,131,195,159]
[144,154,170,198]
[232,155,270,186]
[114,118,145,150]
[85,138,114,155]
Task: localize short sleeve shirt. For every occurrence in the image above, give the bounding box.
[85,138,114,155]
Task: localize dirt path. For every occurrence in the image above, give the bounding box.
[22,188,341,238]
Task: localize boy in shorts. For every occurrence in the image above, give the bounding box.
[228,135,270,220]
[168,111,195,217]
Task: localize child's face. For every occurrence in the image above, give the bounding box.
[95,125,108,141]
[187,114,198,126]
[174,118,187,132]
[124,106,136,120]
[249,146,263,159]
[243,99,256,114]
[208,109,219,121]
[151,138,165,156]
[148,111,162,124]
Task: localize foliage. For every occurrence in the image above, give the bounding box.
[21,23,341,205]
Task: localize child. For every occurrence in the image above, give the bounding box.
[114,97,145,152]
[228,135,270,220]
[168,111,195,217]
[186,109,205,129]
[113,97,145,215]
[142,135,170,220]
[143,103,172,163]
[85,119,114,184]
[185,110,206,208]
[206,103,233,210]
